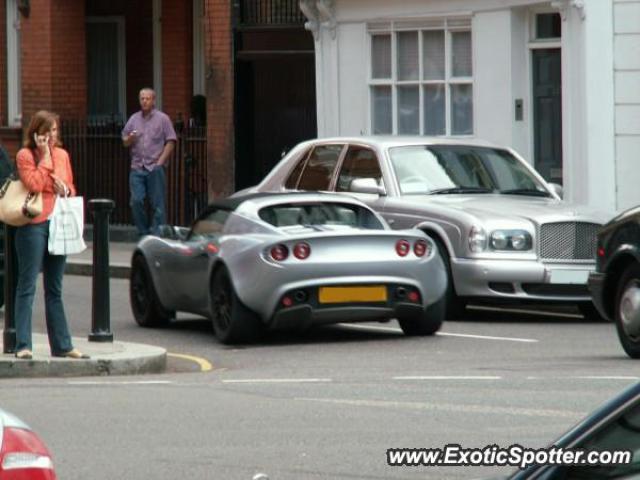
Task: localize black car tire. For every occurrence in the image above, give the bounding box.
[211,267,262,344]
[129,254,173,327]
[615,263,640,359]
[0,224,5,309]
[431,237,466,320]
[398,297,444,336]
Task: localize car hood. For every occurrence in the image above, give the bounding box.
[395,194,612,225]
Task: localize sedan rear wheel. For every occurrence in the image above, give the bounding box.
[615,263,640,358]
[130,254,173,327]
[211,267,262,344]
[398,297,444,336]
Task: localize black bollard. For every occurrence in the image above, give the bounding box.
[88,199,115,342]
[2,224,17,353]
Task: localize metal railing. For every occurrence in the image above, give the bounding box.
[239,0,305,26]
[61,119,208,227]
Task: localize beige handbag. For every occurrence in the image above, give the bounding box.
[0,175,43,226]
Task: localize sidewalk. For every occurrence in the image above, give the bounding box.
[0,333,166,378]
[64,241,136,278]
[1,240,166,378]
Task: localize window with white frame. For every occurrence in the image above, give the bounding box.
[369,19,473,136]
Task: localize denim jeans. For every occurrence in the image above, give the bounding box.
[14,221,74,354]
[129,167,166,236]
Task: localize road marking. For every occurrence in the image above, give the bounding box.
[168,353,213,372]
[438,332,538,343]
[469,304,582,319]
[222,378,332,384]
[393,376,502,381]
[297,397,580,418]
[68,380,172,385]
[337,323,538,342]
[572,376,640,380]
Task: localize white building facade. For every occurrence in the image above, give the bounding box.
[300,0,640,213]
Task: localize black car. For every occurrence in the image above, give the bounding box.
[509,382,640,479]
[588,207,640,358]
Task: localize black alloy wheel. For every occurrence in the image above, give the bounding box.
[211,267,262,344]
[129,254,172,327]
[615,263,640,359]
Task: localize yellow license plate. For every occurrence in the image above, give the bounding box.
[318,286,387,304]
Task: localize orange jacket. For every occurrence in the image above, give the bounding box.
[16,147,77,224]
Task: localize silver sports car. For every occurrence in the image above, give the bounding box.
[129,192,447,343]
[241,137,613,320]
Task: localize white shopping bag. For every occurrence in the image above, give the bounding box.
[48,195,87,255]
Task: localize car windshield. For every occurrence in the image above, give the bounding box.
[388,145,550,196]
[258,202,384,230]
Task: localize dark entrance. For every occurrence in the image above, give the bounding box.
[234,2,317,191]
[532,48,562,184]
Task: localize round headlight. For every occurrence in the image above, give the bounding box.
[511,232,528,250]
[468,226,487,253]
[491,231,509,250]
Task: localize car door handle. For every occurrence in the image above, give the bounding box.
[387,219,395,225]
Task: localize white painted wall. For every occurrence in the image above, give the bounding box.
[614,0,640,211]
[337,23,367,136]
[473,10,514,148]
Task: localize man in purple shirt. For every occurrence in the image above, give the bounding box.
[122,88,177,236]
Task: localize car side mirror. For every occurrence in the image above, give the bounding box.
[548,183,563,199]
[350,178,386,196]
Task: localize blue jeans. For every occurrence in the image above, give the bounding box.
[14,221,74,354]
[129,167,166,236]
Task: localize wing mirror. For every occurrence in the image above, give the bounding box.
[349,178,386,196]
[548,182,563,199]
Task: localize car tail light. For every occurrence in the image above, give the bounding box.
[414,239,428,257]
[281,296,293,307]
[395,239,410,257]
[598,247,605,258]
[1,427,56,479]
[270,244,289,261]
[206,243,219,254]
[408,290,420,303]
[293,242,311,260]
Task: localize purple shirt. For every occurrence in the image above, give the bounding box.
[122,109,177,171]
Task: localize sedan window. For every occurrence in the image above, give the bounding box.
[336,147,383,192]
[258,202,384,230]
[297,145,344,191]
[388,145,549,196]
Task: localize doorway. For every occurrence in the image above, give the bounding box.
[532,48,562,185]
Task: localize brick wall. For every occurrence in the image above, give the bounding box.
[0,0,7,126]
[204,0,234,198]
[162,0,193,123]
[20,0,87,122]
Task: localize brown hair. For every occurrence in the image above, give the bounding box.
[23,110,63,149]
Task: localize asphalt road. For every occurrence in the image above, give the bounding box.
[1,275,637,480]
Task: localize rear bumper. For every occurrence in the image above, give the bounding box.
[270,303,424,330]
[588,272,610,320]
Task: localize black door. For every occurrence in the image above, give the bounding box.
[532,48,562,184]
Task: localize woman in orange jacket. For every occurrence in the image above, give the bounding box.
[13,110,88,360]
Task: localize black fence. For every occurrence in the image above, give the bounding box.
[61,119,208,227]
[239,0,305,26]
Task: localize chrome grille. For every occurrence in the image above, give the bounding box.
[538,222,600,261]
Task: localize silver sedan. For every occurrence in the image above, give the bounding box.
[242,137,613,320]
[129,192,447,344]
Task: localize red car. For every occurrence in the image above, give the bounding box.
[0,408,56,479]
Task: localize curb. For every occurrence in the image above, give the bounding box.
[0,341,167,378]
[65,260,131,279]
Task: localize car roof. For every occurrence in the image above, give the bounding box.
[306,135,499,149]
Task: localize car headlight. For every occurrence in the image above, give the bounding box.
[489,230,532,251]
[468,226,487,252]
